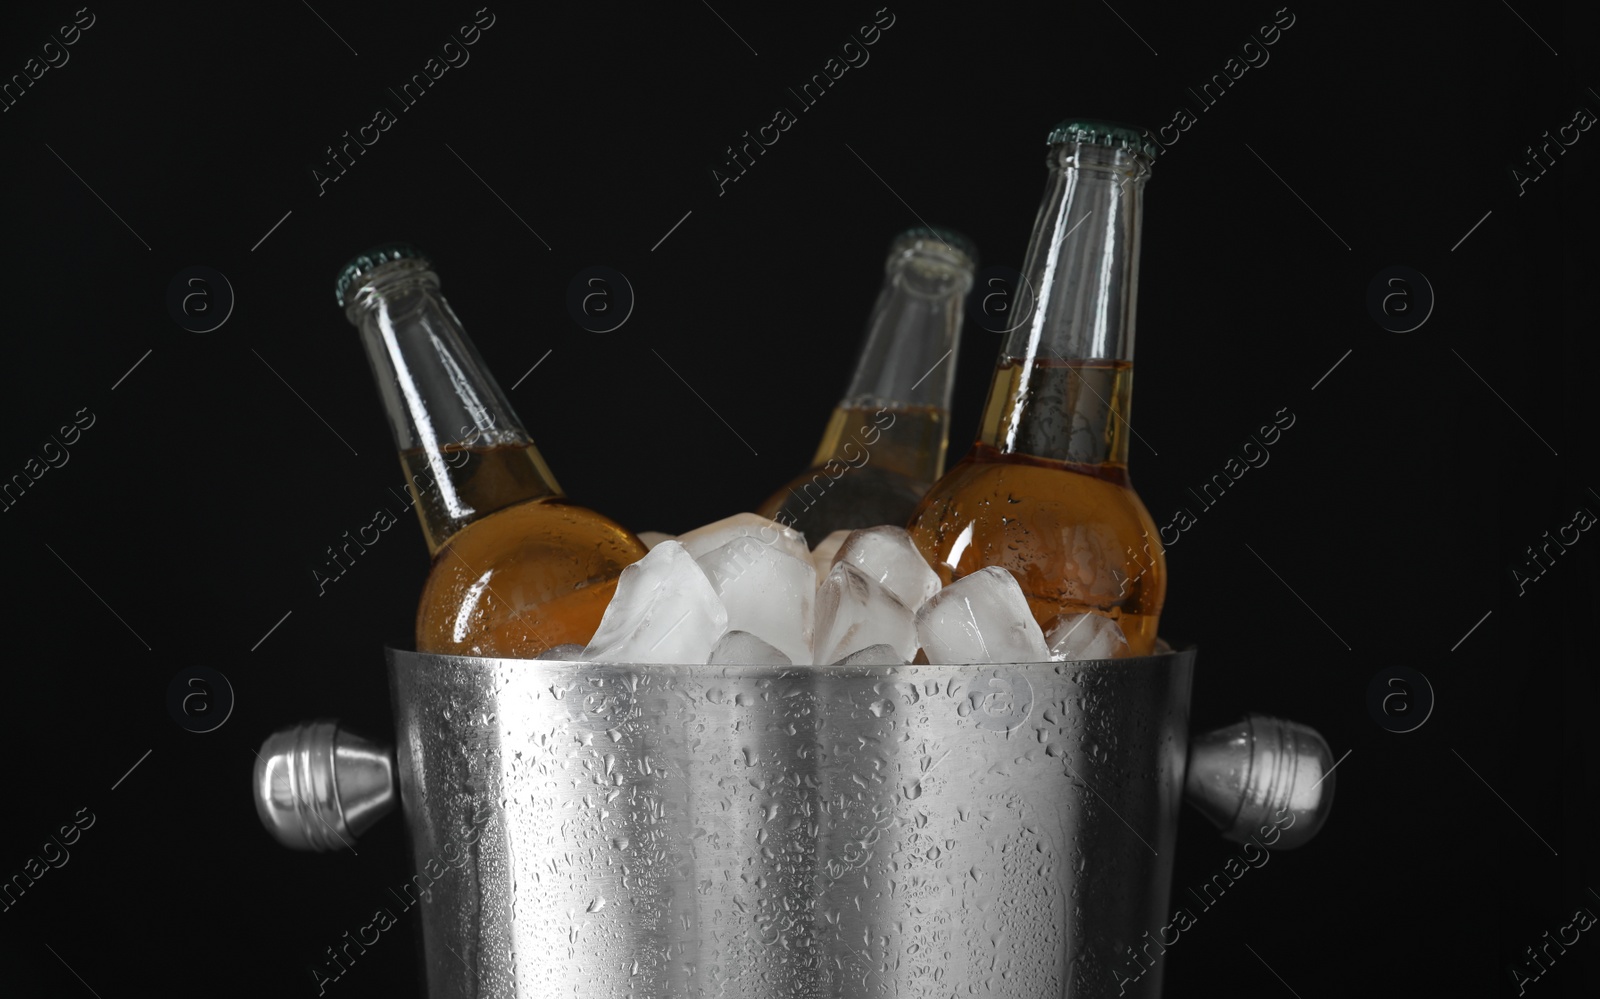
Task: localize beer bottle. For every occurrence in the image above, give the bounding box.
[337,245,646,657]
[756,227,976,545]
[906,122,1166,654]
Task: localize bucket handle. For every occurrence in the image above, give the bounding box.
[252,712,1335,852]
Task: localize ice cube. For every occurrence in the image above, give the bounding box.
[676,512,809,563]
[813,562,918,665]
[708,630,793,665]
[809,529,852,581]
[1045,612,1131,662]
[637,531,675,550]
[583,541,727,664]
[696,535,815,665]
[831,643,906,666]
[916,566,1050,665]
[833,526,942,611]
[534,643,587,660]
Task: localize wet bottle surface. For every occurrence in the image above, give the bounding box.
[339,246,645,657]
[757,228,975,545]
[907,123,1166,654]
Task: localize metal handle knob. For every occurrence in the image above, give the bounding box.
[1184,713,1336,850]
[253,720,396,851]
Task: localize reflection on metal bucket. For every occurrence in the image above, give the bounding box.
[387,649,1195,998]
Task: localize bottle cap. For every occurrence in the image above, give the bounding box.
[889,226,978,270]
[336,243,432,307]
[1046,118,1159,159]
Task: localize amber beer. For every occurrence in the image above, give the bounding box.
[757,228,975,543]
[338,245,645,657]
[908,122,1166,654]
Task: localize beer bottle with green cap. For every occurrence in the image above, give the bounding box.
[756,227,977,545]
[337,245,647,657]
[906,122,1167,655]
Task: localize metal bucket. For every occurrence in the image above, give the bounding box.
[256,647,1333,998]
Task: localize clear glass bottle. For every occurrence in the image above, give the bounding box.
[338,245,646,657]
[906,122,1166,655]
[756,227,976,545]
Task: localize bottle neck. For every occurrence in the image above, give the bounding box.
[346,260,560,553]
[978,142,1149,469]
[812,243,974,483]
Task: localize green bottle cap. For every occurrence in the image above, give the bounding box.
[890,226,978,269]
[336,243,432,307]
[1046,119,1158,158]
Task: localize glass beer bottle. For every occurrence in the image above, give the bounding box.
[337,245,646,657]
[756,227,976,544]
[906,122,1166,655]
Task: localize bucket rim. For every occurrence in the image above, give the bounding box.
[384,645,1197,679]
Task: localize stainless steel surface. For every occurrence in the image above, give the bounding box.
[1184,713,1336,850]
[387,648,1196,998]
[253,719,396,851]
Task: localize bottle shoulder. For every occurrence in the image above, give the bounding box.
[433,497,648,567]
[933,444,1133,489]
[758,463,932,544]
[911,449,1155,537]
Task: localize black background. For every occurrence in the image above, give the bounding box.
[0,1,1595,996]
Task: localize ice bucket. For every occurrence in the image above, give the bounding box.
[255,647,1334,998]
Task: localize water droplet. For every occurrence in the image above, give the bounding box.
[587,896,606,912]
